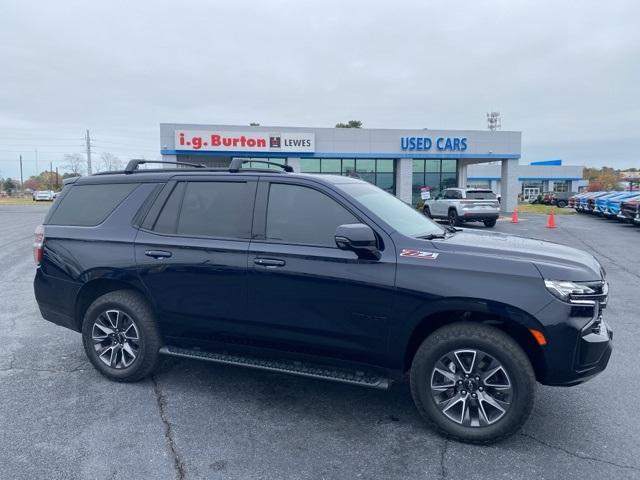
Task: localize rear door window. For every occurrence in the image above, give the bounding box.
[151,181,253,239]
[47,183,139,226]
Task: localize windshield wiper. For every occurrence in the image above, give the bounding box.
[443,225,462,233]
[417,233,446,240]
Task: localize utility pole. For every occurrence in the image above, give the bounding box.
[55,167,59,190]
[49,161,53,191]
[19,155,24,195]
[85,129,93,174]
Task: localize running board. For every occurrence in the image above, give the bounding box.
[159,345,391,390]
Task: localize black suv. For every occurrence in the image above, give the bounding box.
[34,160,612,444]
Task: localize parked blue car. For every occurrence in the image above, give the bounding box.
[603,192,640,218]
[580,191,608,213]
[593,192,621,215]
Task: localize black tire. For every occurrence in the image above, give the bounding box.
[556,200,567,208]
[448,209,461,227]
[483,218,497,228]
[82,290,162,382]
[410,322,535,444]
[423,206,432,218]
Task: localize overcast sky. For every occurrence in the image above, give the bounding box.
[0,0,638,178]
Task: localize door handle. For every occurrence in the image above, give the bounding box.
[254,258,286,267]
[145,250,172,259]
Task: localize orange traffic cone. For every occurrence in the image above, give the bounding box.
[511,208,519,223]
[546,210,557,229]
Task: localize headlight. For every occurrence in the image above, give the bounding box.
[544,279,596,302]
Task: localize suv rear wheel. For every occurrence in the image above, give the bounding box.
[409,322,535,444]
[81,290,162,382]
[423,206,432,218]
[448,209,461,226]
[483,218,497,228]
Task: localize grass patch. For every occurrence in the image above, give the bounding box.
[0,197,49,205]
[516,203,576,215]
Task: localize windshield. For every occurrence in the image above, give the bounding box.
[466,191,496,199]
[335,182,445,237]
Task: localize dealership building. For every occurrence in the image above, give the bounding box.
[159,123,586,212]
[468,159,588,200]
[161,123,524,212]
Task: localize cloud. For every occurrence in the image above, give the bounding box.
[0,0,638,177]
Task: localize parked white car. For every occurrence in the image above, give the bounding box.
[423,188,500,228]
[33,190,55,201]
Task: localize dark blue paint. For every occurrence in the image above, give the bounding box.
[34,170,611,385]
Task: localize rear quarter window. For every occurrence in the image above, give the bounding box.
[46,183,139,226]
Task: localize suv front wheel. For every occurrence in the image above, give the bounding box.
[82,290,162,382]
[410,322,535,443]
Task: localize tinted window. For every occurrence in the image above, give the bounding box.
[47,183,138,226]
[444,190,457,199]
[266,183,357,247]
[153,183,186,234]
[171,181,252,239]
[466,191,496,199]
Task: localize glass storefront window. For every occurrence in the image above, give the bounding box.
[300,158,320,172]
[298,158,396,194]
[342,159,355,176]
[355,159,375,174]
[425,159,440,173]
[376,159,394,172]
[553,181,569,192]
[321,158,341,173]
[376,173,395,194]
[441,172,457,189]
[412,159,459,205]
[441,159,457,172]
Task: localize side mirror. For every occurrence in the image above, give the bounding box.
[334,223,380,260]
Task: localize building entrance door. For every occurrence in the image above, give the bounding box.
[523,187,540,200]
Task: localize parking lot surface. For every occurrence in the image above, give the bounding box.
[1,205,639,480]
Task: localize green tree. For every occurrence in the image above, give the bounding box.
[4,177,16,193]
[335,120,363,128]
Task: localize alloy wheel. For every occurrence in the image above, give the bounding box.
[430,349,512,427]
[91,309,141,369]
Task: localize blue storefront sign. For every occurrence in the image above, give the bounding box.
[401,136,468,152]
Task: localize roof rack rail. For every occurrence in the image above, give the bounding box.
[124,159,206,174]
[228,158,293,173]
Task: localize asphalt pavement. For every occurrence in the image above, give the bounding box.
[1,204,639,480]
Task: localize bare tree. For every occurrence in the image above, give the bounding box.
[63,153,86,176]
[100,152,123,172]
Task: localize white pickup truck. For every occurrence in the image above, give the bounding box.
[423,188,500,228]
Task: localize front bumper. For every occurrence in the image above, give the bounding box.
[535,288,612,386]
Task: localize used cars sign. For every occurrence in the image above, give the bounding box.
[175,130,315,153]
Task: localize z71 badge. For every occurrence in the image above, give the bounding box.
[399,249,439,259]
